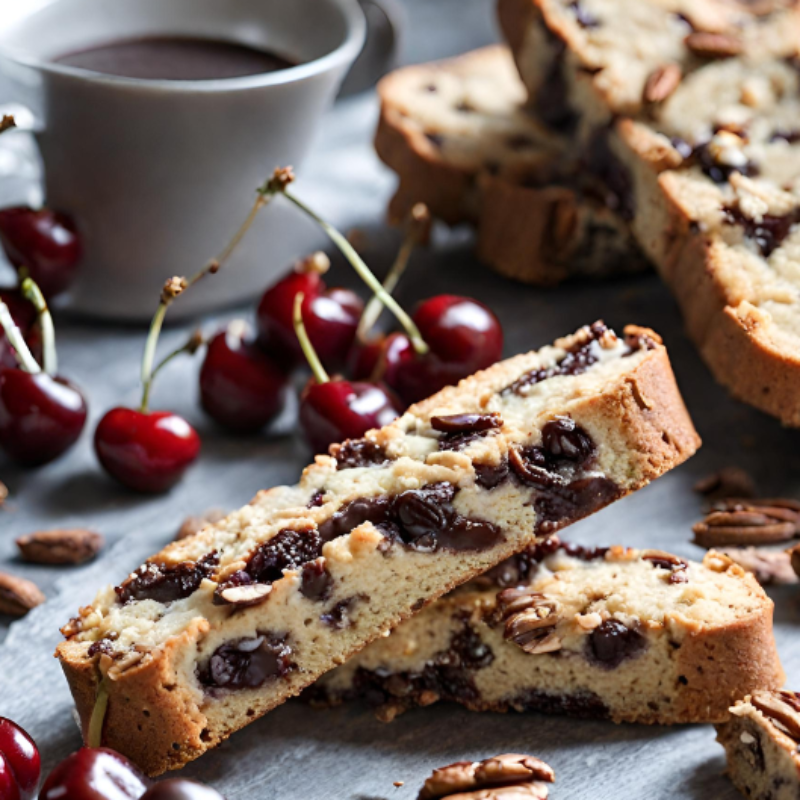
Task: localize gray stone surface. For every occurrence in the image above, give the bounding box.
[0,2,798,798]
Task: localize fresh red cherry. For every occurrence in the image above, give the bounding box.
[390,295,503,405]
[140,779,224,800]
[300,378,401,455]
[39,747,150,800]
[0,207,81,298]
[199,321,288,432]
[0,370,87,466]
[257,252,363,371]
[292,291,400,454]
[0,718,40,800]
[94,408,200,493]
[348,332,414,390]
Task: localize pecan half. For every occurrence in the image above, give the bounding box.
[692,498,800,547]
[751,690,800,741]
[693,467,755,502]
[643,64,682,104]
[642,549,689,583]
[496,587,561,654]
[418,754,555,800]
[790,543,800,578]
[175,508,227,541]
[685,31,743,58]
[16,528,104,565]
[717,547,798,585]
[0,572,45,616]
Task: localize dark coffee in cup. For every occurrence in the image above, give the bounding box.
[54,36,298,81]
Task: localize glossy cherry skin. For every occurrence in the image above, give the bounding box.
[39,748,150,800]
[94,408,200,493]
[140,779,224,800]
[299,379,401,455]
[347,332,414,389]
[257,270,363,371]
[390,295,503,405]
[0,290,37,371]
[0,718,40,800]
[0,207,82,298]
[199,324,288,433]
[0,370,87,466]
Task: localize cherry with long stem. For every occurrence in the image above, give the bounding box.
[260,168,428,356]
[0,280,87,466]
[294,292,401,455]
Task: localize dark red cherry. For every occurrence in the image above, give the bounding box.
[0,207,81,298]
[94,408,200,493]
[347,332,414,389]
[300,379,401,455]
[0,718,40,800]
[39,747,150,800]
[0,370,87,466]
[256,253,363,371]
[390,295,503,405]
[199,322,288,432]
[140,779,224,800]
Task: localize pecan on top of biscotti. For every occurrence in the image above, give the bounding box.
[57,323,699,776]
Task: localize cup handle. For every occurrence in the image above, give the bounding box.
[338,0,404,96]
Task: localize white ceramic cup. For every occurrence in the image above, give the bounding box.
[0,0,367,321]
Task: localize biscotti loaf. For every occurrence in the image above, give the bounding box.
[314,540,784,724]
[56,323,699,776]
[500,0,800,426]
[716,691,800,800]
[375,45,648,285]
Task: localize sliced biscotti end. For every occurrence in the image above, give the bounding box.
[56,323,698,776]
[716,691,800,800]
[375,45,563,225]
[316,545,781,726]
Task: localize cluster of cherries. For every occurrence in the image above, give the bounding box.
[0,715,223,799]
[0,170,504,496]
[0,207,88,468]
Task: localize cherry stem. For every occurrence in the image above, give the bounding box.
[293,292,329,385]
[0,115,15,135]
[139,188,277,413]
[88,680,108,748]
[140,330,204,413]
[357,203,430,343]
[0,297,40,374]
[21,276,57,375]
[276,187,429,356]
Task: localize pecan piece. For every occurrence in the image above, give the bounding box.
[717,547,798,585]
[751,690,800,741]
[175,508,227,540]
[430,413,503,435]
[693,467,755,501]
[790,543,800,578]
[692,498,800,547]
[685,31,743,58]
[496,587,561,654]
[0,572,45,616]
[642,549,689,583]
[16,528,104,565]
[418,754,555,800]
[643,63,682,104]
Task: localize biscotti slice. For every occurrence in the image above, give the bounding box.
[376,45,647,285]
[499,0,800,425]
[716,691,800,800]
[315,541,784,724]
[57,323,699,776]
